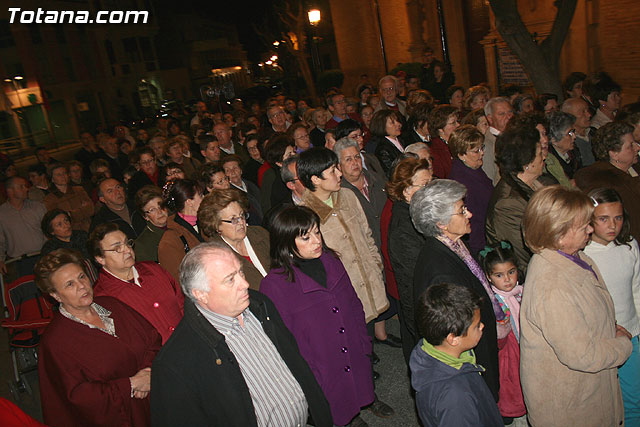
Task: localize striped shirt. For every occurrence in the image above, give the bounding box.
[197,305,308,427]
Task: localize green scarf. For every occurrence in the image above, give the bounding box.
[421,338,480,370]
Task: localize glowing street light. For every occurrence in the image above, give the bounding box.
[265,60,273,65]
[308,9,320,26]
[270,55,278,61]
[273,41,280,47]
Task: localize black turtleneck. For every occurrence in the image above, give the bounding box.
[295,257,326,288]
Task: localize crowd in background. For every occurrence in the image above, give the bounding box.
[1,48,640,426]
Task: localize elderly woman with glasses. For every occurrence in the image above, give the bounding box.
[198,188,270,290]
[90,222,184,344]
[411,179,508,400]
[546,111,579,188]
[448,125,494,256]
[35,248,161,426]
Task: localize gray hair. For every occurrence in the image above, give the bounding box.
[410,179,467,237]
[179,241,234,302]
[484,97,510,117]
[405,142,430,156]
[280,155,299,183]
[548,111,577,142]
[378,75,398,90]
[333,137,360,161]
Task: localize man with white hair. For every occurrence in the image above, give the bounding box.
[482,97,514,184]
[151,242,332,427]
[375,75,408,118]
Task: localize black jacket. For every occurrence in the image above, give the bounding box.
[151,292,333,427]
[127,170,156,202]
[412,236,499,401]
[387,201,425,362]
[374,136,404,176]
[89,201,146,240]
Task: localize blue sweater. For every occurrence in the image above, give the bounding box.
[410,342,503,426]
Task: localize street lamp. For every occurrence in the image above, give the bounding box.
[308,9,320,26]
[307,9,322,79]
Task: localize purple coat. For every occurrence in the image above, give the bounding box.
[448,158,494,256]
[260,251,374,426]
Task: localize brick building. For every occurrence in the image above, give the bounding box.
[327,0,640,102]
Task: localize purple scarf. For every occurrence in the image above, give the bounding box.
[436,235,507,321]
[558,250,598,280]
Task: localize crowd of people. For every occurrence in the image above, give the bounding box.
[0,54,639,426]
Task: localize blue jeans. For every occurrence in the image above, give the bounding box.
[619,335,640,426]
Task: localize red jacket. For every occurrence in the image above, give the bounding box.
[94,261,184,344]
[430,136,453,178]
[39,296,161,426]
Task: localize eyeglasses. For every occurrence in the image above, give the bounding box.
[468,145,485,154]
[349,132,365,139]
[144,206,166,215]
[452,205,469,216]
[103,239,135,253]
[567,128,576,138]
[220,212,249,225]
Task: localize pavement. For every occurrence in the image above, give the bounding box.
[0,317,419,426]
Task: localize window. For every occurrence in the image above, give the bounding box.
[122,37,140,63]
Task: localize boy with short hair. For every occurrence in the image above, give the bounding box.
[411,283,503,426]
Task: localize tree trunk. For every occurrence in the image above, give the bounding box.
[293,50,317,100]
[489,0,577,100]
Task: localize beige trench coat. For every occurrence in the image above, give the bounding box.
[520,249,632,426]
[301,188,389,323]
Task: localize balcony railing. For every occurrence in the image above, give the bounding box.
[0,131,76,161]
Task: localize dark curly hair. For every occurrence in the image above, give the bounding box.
[495,123,540,176]
[592,121,635,161]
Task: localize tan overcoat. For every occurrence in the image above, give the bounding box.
[301,188,389,323]
[520,249,632,426]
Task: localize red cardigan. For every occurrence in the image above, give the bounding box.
[430,136,453,178]
[38,296,161,427]
[380,199,399,300]
[94,261,184,344]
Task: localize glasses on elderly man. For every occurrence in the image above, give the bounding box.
[103,239,135,253]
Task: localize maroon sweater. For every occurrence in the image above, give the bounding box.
[94,261,184,344]
[39,296,161,427]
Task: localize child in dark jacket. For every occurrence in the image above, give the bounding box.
[410,283,503,427]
